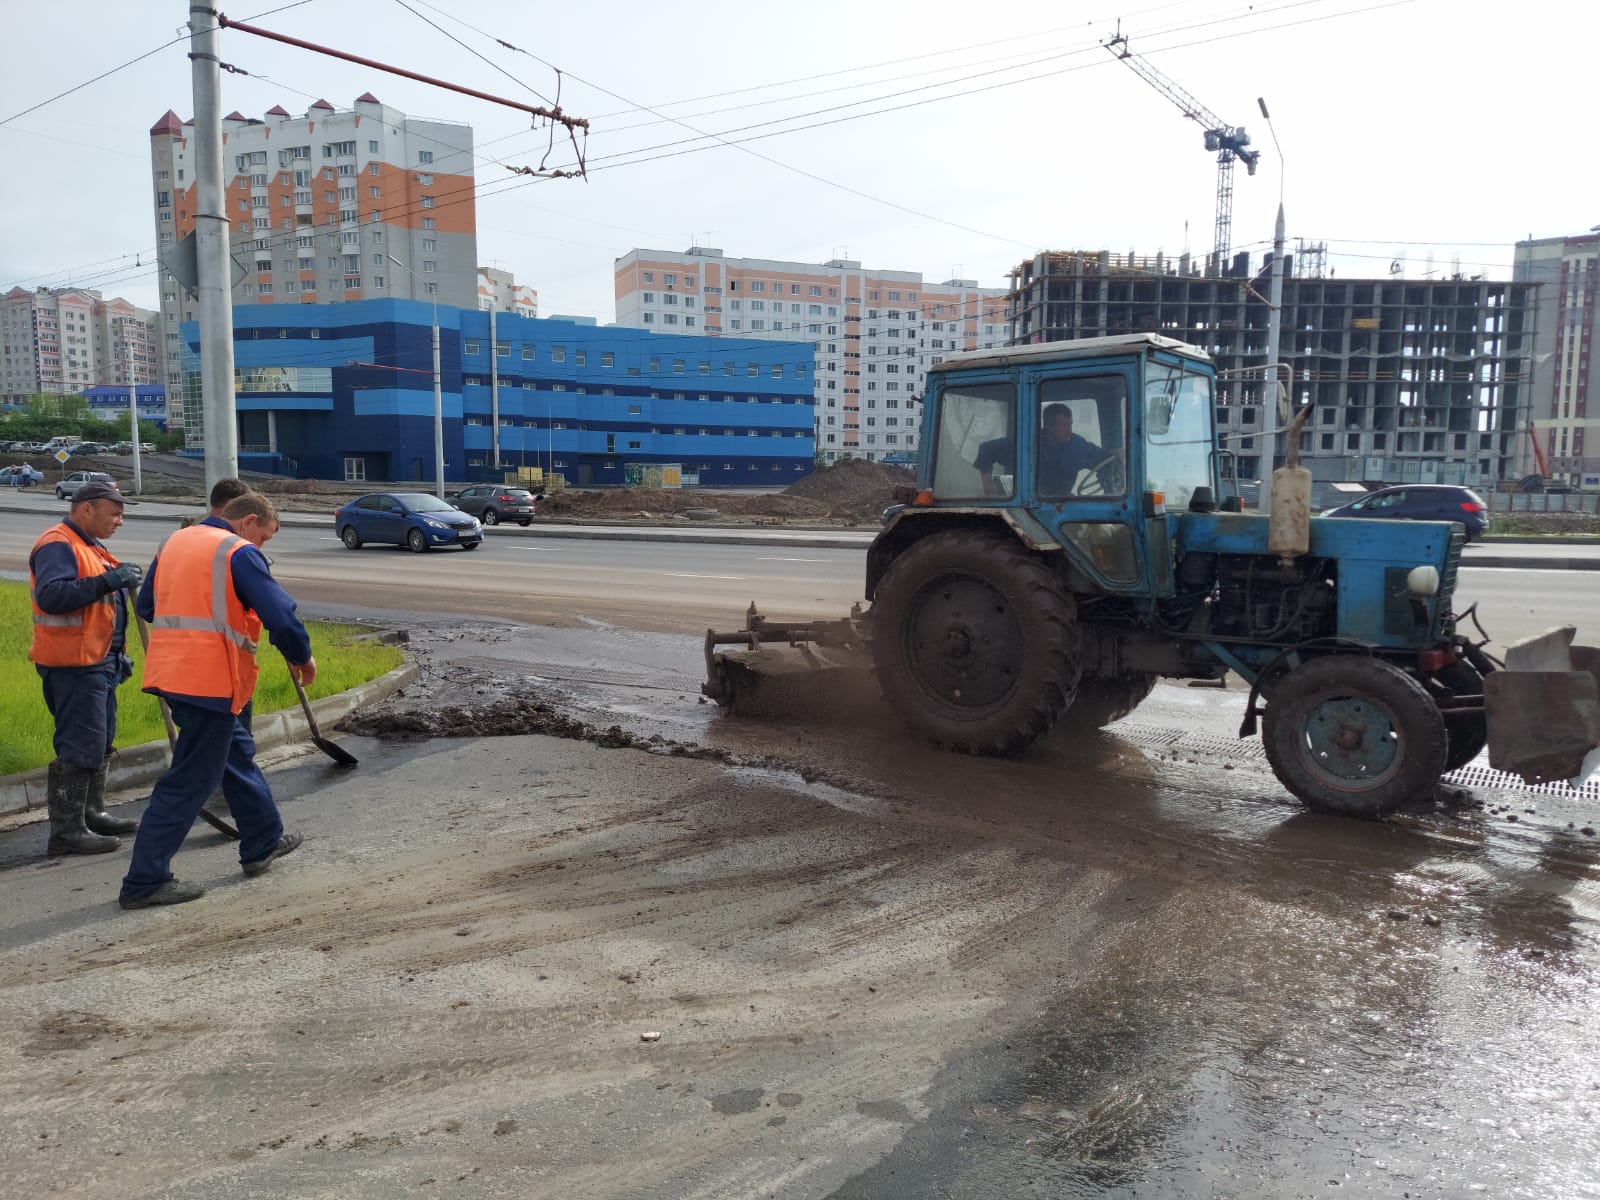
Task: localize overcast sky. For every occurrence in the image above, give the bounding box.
[1,0,1591,320]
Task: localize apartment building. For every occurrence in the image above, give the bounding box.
[1009,250,1535,487]
[478,267,538,317]
[0,286,160,404]
[177,299,813,485]
[148,95,477,431]
[615,247,1007,463]
[1514,231,1599,485]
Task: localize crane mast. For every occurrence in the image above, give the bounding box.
[1105,33,1260,274]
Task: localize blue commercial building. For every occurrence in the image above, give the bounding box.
[180,300,815,486]
[81,385,168,429]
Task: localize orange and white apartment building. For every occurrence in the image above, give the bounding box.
[148,95,478,427]
[615,247,1007,463]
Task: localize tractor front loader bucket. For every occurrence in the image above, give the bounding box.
[1484,624,1600,786]
[702,602,878,719]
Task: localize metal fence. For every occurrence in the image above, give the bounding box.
[1487,491,1600,514]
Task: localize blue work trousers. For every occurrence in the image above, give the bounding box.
[120,698,283,903]
[37,660,120,769]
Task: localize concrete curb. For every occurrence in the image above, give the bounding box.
[1465,555,1600,571]
[0,658,419,819]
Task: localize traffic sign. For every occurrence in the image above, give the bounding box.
[54,449,70,464]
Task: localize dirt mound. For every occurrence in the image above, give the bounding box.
[782,457,916,521]
[536,486,830,521]
[257,477,336,495]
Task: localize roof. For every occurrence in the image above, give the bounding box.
[927,332,1212,375]
[309,98,334,110]
[355,92,380,104]
[265,105,291,117]
[149,110,184,136]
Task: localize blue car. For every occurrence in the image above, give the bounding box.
[1321,484,1489,542]
[335,491,482,552]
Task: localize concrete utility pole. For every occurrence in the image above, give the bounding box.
[128,382,143,495]
[189,2,238,490]
[489,302,500,470]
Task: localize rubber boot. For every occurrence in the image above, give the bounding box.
[84,761,137,836]
[46,762,120,856]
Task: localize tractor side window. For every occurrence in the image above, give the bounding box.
[931,381,1015,500]
[1036,376,1127,500]
[1144,363,1215,511]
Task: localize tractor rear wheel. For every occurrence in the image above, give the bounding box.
[1059,671,1158,734]
[1262,655,1447,819]
[871,529,1079,755]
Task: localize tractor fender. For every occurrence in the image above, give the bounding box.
[867,508,1062,598]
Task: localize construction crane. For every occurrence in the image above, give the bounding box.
[1105,32,1260,274]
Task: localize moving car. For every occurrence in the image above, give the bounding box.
[1321,484,1489,541]
[334,491,482,552]
[451,483,538,526]
[55,470,115,500]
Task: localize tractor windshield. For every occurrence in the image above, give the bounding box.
[1144,361,1215,511]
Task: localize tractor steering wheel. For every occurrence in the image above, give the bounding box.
[1073,454,1124,496]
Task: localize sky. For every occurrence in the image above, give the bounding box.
[1,0,1593,320]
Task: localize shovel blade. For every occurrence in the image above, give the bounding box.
[312,734,360,768]
[1484,625,1600,785]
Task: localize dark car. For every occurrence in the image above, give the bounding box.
[451,483,538,526]
[334,491,482,552]
[55,470,115,500]
[1321,484,1488,541]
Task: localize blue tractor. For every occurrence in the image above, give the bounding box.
[705,334,1600,819]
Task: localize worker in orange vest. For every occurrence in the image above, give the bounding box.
[28,479,143,855]
[118,492,316,909]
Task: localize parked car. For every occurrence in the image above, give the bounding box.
[72,442,105,455]
[55,470,116,501]
[451,483,538,526]
[334,491,482,552]
[1321,484,1489,541]
[2,464,44,488]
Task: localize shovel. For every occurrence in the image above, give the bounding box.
[135,616,240,839]
[292,674,359,767]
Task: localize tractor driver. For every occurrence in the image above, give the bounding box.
[1037,403,1110,496]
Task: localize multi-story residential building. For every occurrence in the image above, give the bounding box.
[177,299,813,485]
[148,95,478,433]
[615,247,1007,464]
[478,266,538,317]
[1008,250,1536,488]
[0,287,159,404]
[1514,231,1599,486]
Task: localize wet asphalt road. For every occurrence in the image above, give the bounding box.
[3,523,1599,1195]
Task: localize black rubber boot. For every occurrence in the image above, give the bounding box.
[46,762,121,856]
[84,761,137,836]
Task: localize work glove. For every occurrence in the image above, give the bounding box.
[115,653,135,685]
[101,563,143,593]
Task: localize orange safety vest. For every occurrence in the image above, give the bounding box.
[142,524,264,714]
[28,524,122,668]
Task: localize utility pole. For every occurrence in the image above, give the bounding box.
[1260,97,1287,514]
[188,2,238,490]
[128,380,143,495]
[489,301,500,471]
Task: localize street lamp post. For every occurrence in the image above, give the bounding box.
[387,255,445,497]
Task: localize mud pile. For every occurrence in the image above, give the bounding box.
[781,457,917,521]
[537,487,830,520]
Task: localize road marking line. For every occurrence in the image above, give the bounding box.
[664,572,746,580]
[755,556,828,562]
[507,545,569,551]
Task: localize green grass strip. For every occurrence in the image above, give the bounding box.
[0,580,402,776]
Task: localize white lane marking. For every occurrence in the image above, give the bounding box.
[506,545,569,551]
[755,556,829,562]
[664,572,747,580]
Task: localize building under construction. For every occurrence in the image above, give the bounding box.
[1007,250,1538,488]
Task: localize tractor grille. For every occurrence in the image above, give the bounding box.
[1437,528,1465,638]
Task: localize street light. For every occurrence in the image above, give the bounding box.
[387,254,445,497]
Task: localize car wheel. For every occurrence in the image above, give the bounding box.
[462,540,480,550]
[407,527,429,553]
[518,519,532,527]
[339,525,363,550]
[481,508,500,526]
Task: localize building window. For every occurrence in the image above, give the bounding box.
[601,352,615,367]
[343,457,366,482]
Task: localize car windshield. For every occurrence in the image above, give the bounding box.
[394,493,458,513]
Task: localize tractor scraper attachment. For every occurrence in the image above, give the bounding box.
[702,603,876,718]
[1484,624,1600,786]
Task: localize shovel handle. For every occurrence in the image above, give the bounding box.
[292,673,321,738]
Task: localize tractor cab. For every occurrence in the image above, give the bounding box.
[899,333,1219,597]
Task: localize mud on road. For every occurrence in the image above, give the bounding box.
[2,618,1598,1200]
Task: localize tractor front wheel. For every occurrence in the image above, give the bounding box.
[1262,655,1447,819]
[871,530,1079,755]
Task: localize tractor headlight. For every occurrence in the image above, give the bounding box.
[1407,565,1440,596]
